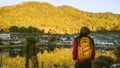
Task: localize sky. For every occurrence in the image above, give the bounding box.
[0,0,120,14]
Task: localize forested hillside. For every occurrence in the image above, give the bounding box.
[0,2,120,34]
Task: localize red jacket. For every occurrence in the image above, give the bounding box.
[72,36,95,62]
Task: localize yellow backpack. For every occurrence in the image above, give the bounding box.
[77,37,92,60]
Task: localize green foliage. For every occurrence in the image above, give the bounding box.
[0,2,120,34]
[94,55,114,68]
[115,57,120,64]
[9,26,44,36]
[9,26,19,32]
[0,38,3,45]
[114,45,120,57]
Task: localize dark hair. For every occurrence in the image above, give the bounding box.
[80,26,90,35]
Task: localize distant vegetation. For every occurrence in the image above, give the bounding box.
[0,2,120,34]
[8,26,44,36]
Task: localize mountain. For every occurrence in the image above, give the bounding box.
[0,2,120,34]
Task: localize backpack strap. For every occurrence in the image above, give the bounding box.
[76,36,82,47]
[86,36,93,48]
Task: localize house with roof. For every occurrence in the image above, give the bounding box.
[0,33,22,45]
[0,33,11,45]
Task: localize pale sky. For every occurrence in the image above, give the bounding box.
[0,0,120,14]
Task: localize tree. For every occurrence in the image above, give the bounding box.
[0,29,5,33]
[41,29,45,34]
[27,26,40,33]
[9,26,19,32]
[19,26,27,33]
[26,37,38,68]
[0,38,2,45]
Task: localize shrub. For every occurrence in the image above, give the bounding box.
[93,55,114,68]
